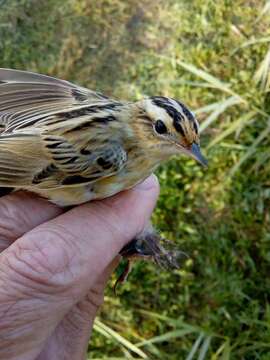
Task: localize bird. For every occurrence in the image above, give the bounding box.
[0,68,207,285]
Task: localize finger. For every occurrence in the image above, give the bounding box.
[7,174,159,293]
[0,175,159,359]
[0,191,63,251]
[37,257,120,360]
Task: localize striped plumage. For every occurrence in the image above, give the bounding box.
[0,68,206,206]
[0,69,207,277]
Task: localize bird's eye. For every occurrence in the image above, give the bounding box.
[154,120,167,134]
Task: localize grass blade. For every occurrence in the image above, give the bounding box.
[211,340,229,360]
[186,333,204,360]
[158,55,246,102]
[195,100,236,116]
[255,0,270,22]
[136,329,195,347]
[137,309,199,332]
[207,110,256,148]
[230,121,270,175]
[232,36,270,55]
[199,96,243,133]
[172,59,231,92]
[220,340,231,360]
[198,336,211,360]
[94,319,148,359]
[254,47,270,91]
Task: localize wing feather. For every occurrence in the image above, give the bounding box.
[0,131,127,189]
[0,132,48,186]
[0,68,109,131]
[0,68,97,93]
[0,69,127,191]
[39,136,127,188]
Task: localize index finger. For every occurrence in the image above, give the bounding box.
[0,191,63,251]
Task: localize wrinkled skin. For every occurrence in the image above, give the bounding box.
[0,175,159,360]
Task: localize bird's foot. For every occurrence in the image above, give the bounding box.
[114,228,186,292]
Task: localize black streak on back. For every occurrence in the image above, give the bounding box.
[46,141,64,149]
[69,115,116,132]
[32,164,57,184]
[97,157,112,170]
[80,148,92,155]
[62,175,96,185]
[60,103,122,120]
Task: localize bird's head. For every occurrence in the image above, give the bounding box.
[137,96,207,166]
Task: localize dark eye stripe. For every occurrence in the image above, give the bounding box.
[151,96,197,137]
[193,121,198,134]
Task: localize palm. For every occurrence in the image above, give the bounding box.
[0,177,159,360]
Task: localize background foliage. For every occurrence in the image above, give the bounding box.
[1,0,270,358]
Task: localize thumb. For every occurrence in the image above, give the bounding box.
[0,175,159,359]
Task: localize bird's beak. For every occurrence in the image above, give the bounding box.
[188,143,208,167]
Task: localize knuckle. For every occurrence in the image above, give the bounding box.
[84,288,104,310]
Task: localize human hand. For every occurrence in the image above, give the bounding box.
[0,175,159,360]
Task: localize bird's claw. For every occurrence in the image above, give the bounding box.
[114,230,187,292]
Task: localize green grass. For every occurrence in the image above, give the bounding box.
[1,0,270,358]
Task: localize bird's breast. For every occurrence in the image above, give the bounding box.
[91,153,157,199]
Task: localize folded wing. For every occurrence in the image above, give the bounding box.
[0,68,110,132]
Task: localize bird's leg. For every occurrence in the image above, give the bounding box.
[113,259,134,294]
[115,222,186,290]
[0,187,14,197]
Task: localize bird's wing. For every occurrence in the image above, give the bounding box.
[0,131,127,189]
[0,132,48,187]
[38,135,128,188]
[0,68,112,132]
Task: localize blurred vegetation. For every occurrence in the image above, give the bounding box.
[1,0,270,358]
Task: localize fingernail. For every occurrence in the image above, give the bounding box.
[135,175,159,191]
